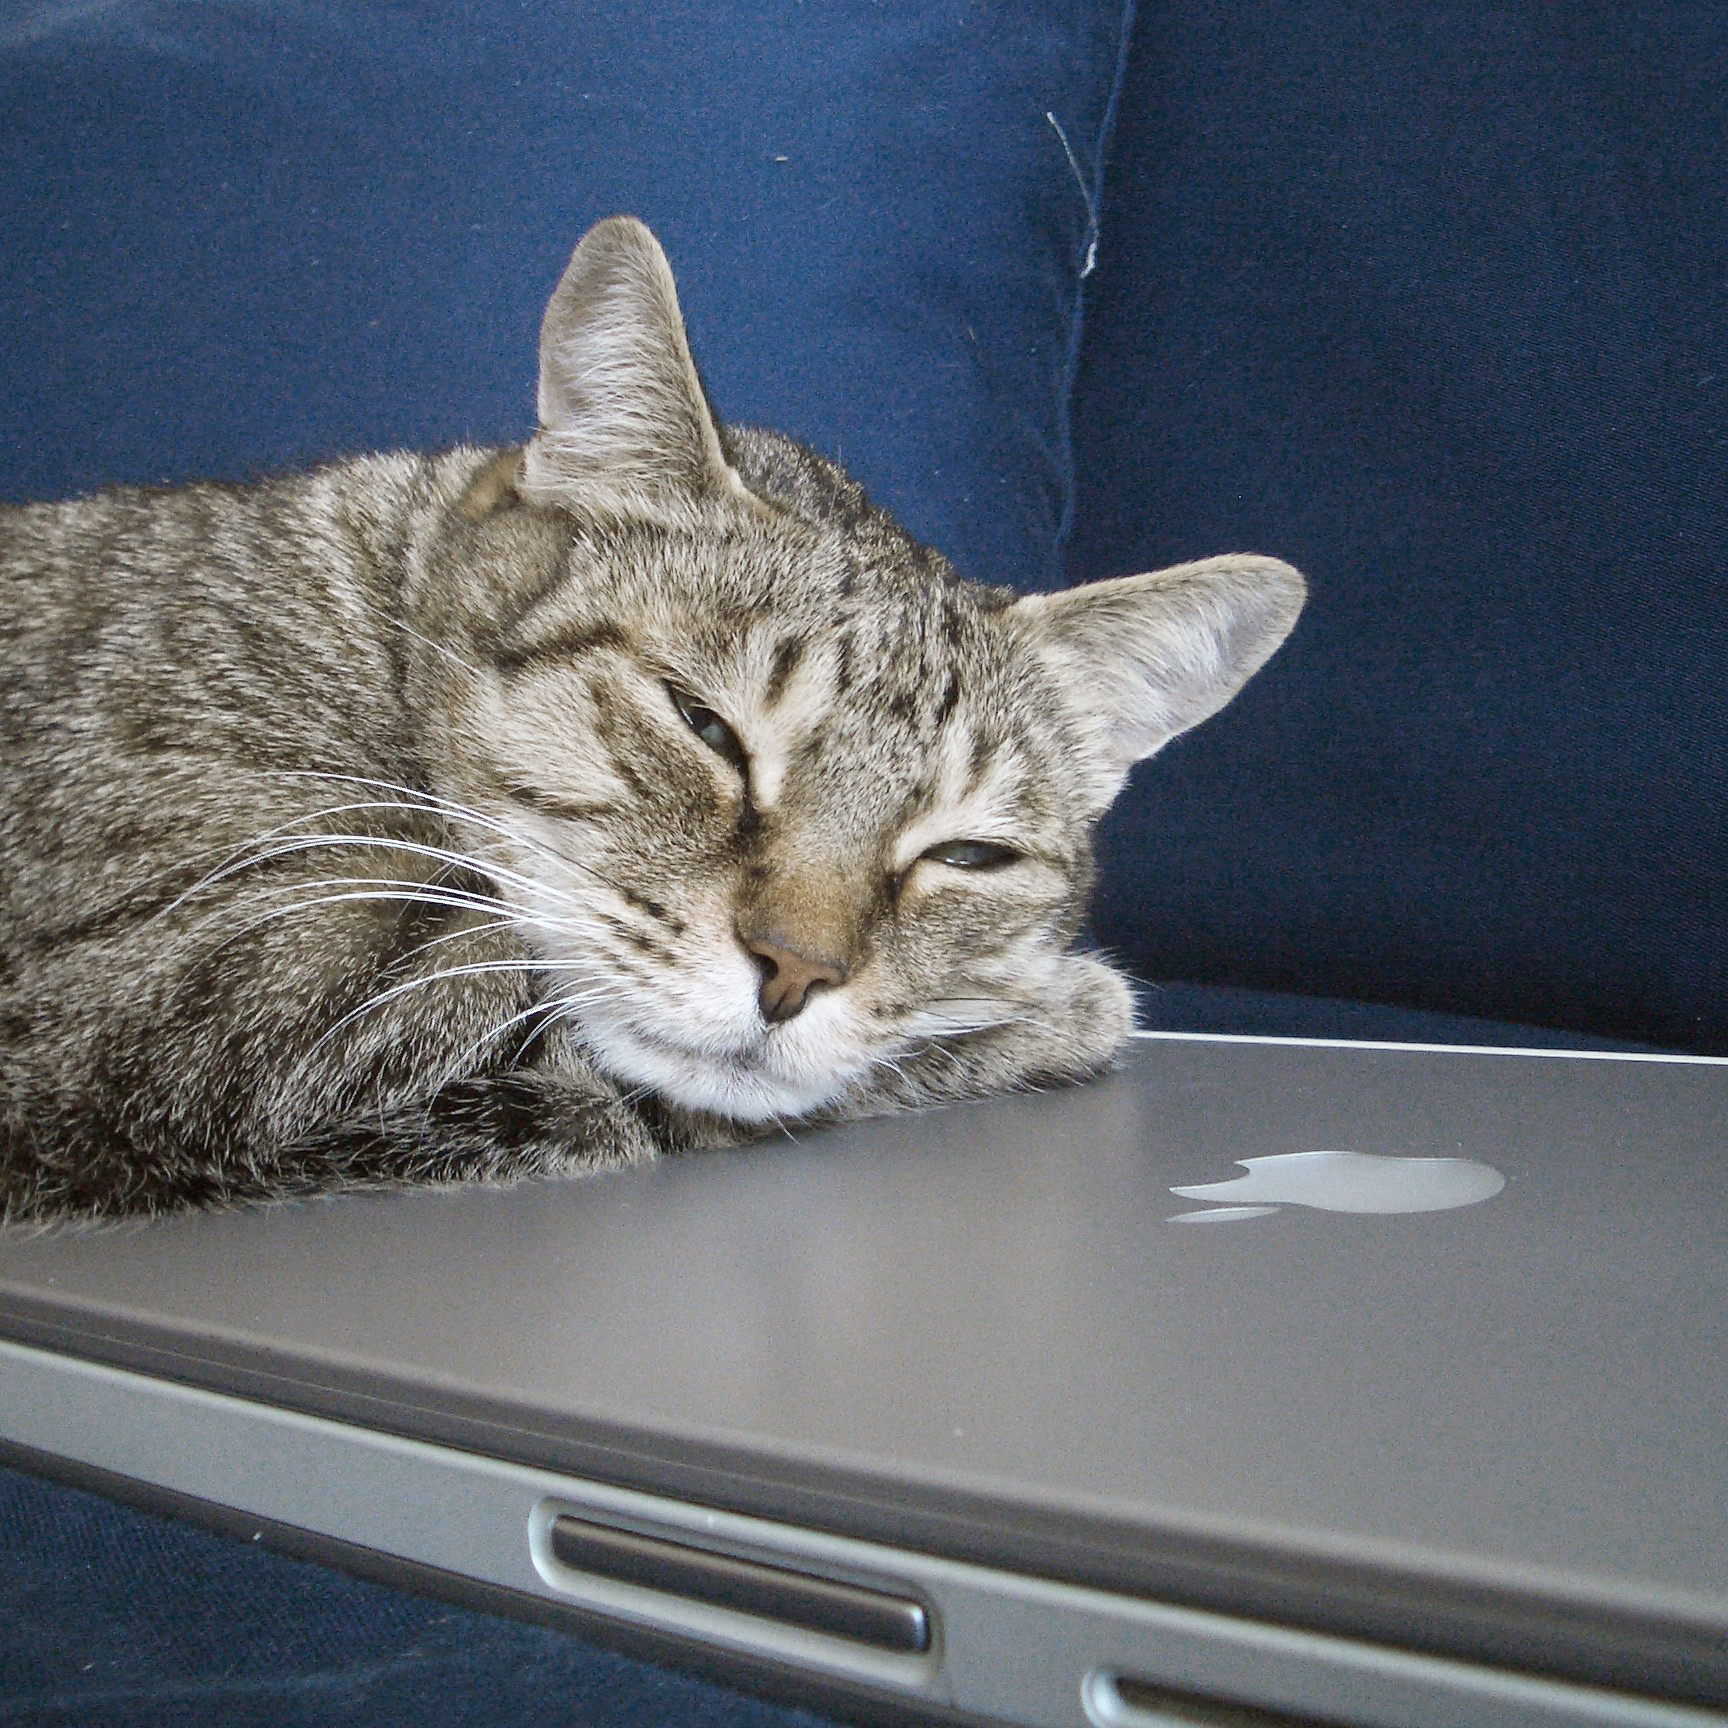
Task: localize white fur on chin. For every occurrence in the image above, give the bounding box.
[574,1005,864,1123]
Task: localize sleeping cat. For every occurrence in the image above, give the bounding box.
[0,217,1304,1221]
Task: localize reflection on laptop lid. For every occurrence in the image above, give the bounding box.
[2,1033,1726,1726]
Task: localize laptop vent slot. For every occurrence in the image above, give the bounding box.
[1087,1672,1339,1728]
[546,1514,932,1656]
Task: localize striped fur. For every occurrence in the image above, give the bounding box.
[0,219,1303,1219]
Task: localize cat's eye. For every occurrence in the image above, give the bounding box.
[667,684,749,776]
[919,840,1021,871]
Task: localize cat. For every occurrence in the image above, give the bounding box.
[0,216,1304,1222]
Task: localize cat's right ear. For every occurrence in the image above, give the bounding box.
[1009,554,1306,811]
[519,217,766,525]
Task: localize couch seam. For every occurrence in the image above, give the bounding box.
[1051,0,1138,578]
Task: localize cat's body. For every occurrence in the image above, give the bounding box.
[0,219,1303,1221]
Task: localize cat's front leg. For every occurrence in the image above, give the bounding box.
[832,954,1137,1122]
[285,1054,665,1199]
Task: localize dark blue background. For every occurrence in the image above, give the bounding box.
[0,1462,837,1727]
[0,0,1129,593]
[1070,3,1727,1052]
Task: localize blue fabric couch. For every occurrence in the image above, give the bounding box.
[2,2,1721,1721]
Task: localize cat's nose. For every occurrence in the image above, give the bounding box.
[741,935,849,1024]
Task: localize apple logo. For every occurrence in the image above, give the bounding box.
[1167,1150,1506,1224]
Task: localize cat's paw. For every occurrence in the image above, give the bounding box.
[977,952,1137,1090]
[837,953,1135,1120]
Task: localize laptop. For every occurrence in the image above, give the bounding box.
[1,1031,1725,1727]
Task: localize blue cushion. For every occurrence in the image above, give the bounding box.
[1067,2,1728,1052]
[0,1462,838,1727]
[0,0,1131,593]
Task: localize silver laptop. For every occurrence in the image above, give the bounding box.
[2,1032,1725,1727]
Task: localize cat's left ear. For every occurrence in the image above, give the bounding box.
[519,216,765,523]
[1009,555,1306,806]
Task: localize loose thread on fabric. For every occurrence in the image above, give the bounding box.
[1045,110,1099,279]
[1047,0,1137,573]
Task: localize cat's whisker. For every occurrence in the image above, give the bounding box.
[278,794,591,891]
[212,887,551,949]
[233,871,520,914]
[294,776,512,829]
[280,772,619,890]
[229,875,586,935]
[400,913,532,955]
[905,993,1031,1037]
[142,800,462,924]
[299,958,609,1070]
[606,1077,665,1115]
[350,597,488,680]
[151,809,590,928]
[422,982,632,1107]
[888,997,1025,1042]
[89,829,319,923]
[285,913,543,1079]
[860,1049,922,1098]
[179,829,579,912]
[507,998,573,1064]
[417,1014,621,1147]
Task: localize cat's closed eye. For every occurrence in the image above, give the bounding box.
[917,840,1021,871]
[667,683,749,776]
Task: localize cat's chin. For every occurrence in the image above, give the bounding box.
[579,1020,859,1125]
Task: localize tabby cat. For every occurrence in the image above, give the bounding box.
[0,217,1303,1221]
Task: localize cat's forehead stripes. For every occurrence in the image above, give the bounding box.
[730,629,835,811]
[476,503,1073,870]
[696,582,989,807]
[762,634,805,705]
[890,729,1030,874]
[719,614,1059,881]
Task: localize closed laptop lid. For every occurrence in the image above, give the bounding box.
[2,1033,1725,1705]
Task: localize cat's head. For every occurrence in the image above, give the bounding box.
[412,218,1304,1124]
